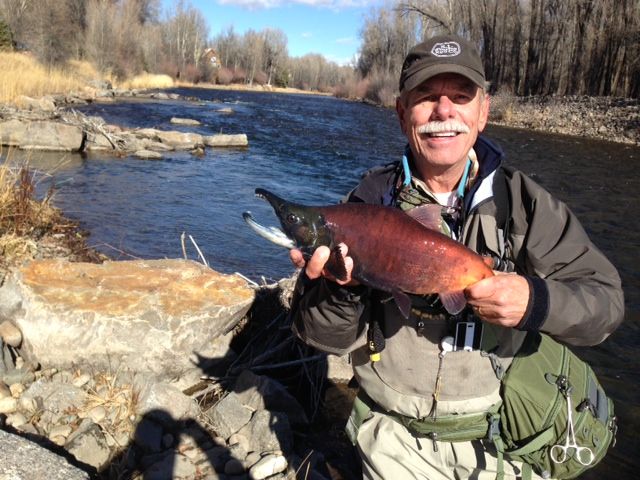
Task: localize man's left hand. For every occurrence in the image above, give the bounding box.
[464,272,530,328]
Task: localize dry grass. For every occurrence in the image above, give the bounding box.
[81,370,139,439]
[0,157,59,236]
[0,52,95,105]
[0,154,62,267]
[115,72,174,90]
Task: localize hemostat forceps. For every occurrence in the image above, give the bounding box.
[550,394,594,466]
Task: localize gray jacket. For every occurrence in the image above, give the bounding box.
[291,137,624,418]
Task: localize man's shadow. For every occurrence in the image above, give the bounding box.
[100,278,360,479]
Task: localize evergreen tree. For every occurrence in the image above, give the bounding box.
[0,17,14,50]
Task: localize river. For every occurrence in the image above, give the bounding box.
[23,87,640,478]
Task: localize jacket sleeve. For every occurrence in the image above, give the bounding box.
[508,171,624,346]
[290,274,368,355]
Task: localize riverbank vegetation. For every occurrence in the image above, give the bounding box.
[1,0,637,100]
[0,156,104,273]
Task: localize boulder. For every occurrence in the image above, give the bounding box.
[136,128,204,150]
[204,134,248,147]
[170,117,201,126]
[0,429,90,480]
[18,95,57,112]
[0,259,255,380]
[0,119,84,151]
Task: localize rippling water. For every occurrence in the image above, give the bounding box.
[15,88,640,478]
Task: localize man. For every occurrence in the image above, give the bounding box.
[289,35,624,479]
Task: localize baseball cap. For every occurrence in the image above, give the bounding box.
[399,35,485,94]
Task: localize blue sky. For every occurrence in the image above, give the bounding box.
[162,0,385,65]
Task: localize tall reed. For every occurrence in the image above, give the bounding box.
[0,52,95,104]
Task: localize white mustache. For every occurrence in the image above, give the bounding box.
[417,121,470,134]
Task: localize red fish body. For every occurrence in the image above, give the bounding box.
[244,188,494,315]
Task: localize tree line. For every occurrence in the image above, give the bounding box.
[0,0,638,100]
[359,0,639,100]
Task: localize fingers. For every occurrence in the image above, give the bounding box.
[307,246,331,280]
[289,249,306,269]
[289,244,357,285]
[465,273,530,328]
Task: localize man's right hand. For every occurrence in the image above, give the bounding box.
[289,244,358,286]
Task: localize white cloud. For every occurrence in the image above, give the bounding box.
[301,32,313,38]
[217,0,375,9]
[335,36,355,45]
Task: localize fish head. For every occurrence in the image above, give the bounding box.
[245,188,331,256]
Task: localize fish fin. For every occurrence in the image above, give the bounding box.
[392,290,412,319]
[439,291,467,315]
[327,245,348,282]
[405,204,443,231]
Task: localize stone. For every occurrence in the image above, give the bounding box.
[237,410,292,454]
[0,259,254,380]
[48,424,73,440]
[134,149,163,159]
[0,320,22,347]
[21,379,88,416]
[170,117,201,126]
[136,381,199,420]
[233,370,308,426]
[204,134,248,147]
[5,411,27,428]
[204,392,253,440]
[84,131,115,151]
[65,422,111,470]
[248,454,288,480]
[136,128,204,150]
[18,95,57,112]
[0,119,84,151]
[0,396,18,414]
[0,429,90,480]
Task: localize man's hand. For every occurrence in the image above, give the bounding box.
[289,244,358,286]
[465,272,530,328]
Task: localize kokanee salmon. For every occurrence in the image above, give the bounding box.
[243,188,493,317]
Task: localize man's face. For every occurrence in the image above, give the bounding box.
[396,73,490,177]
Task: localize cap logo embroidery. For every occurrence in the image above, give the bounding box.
[431,42,461,57]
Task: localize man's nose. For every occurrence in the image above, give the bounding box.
[432,95,455,119]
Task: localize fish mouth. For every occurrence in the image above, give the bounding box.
[243,211,295,249]
[243,191,297,250]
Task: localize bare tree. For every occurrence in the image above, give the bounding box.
[262,28,288,86]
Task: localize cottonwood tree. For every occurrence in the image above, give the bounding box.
[162,0,209,79]
[262,28,288,86]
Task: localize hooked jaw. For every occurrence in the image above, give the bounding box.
[242,211,295,249]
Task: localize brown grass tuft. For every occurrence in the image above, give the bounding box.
[0,157,60,238]
[115,72,174,90]
[0,52,93,104]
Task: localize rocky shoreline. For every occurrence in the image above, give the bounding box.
[0,253,356,480]
[489,94,639,145]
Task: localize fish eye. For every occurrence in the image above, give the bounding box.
[286,213,300,224]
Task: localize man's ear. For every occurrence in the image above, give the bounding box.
[478,94,490,132]
[396,96,407,135]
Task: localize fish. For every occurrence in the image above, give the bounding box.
[243,188,494,317]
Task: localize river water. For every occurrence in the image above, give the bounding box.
[20,88,640,478]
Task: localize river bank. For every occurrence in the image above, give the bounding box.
[489,94,639,145]
[187,82,640,146]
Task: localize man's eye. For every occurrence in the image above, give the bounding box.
[453,94,472,104]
